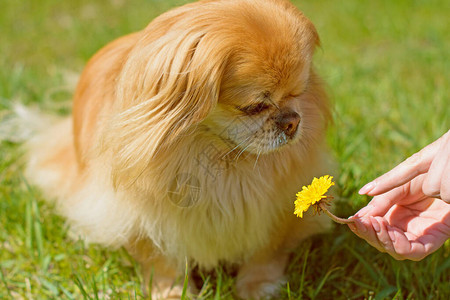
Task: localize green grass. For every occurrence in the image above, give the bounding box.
[1,0,449,299]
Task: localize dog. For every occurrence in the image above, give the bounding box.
[25,0,333,298]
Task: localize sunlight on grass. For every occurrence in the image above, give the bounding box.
[1,0,449,299]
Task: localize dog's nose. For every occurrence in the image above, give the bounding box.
[275,110,300,137]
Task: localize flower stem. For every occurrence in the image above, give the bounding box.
[318,202,354,225]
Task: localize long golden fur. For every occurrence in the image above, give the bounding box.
[26,0,333,298]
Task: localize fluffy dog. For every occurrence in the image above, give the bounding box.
[26,0,332,298]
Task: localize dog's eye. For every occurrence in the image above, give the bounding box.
[240,102,270,115]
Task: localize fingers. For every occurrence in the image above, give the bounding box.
[369,217,430,261]
[349,214,447,261]
[353,181,422,219]
[388,229,438,261]
[350,216,428,261]
[370,217,396,254]
[354,195,395,219]
[348,216,399,256]
[423,130,450,203]
[359,130,449,197]
[442,159,450,203]
[348,217,387,253]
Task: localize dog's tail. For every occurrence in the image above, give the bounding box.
[0,103,56,143]
[1,103,77,201]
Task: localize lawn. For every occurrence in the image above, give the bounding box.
[1,0,449,299]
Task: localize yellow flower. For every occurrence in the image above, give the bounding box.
[294,175,334,218]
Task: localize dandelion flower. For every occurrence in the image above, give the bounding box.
[294,175,354,224]
[294,175,334,218]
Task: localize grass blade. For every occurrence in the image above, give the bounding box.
[374,285,397,300]
[297,247,310,299]
[59,284,75,300]
[74,274,90,300]
[25,197,32,251]
[39,277,59,296]
[345,245,388,286]
[312,267,340,299]
[0,268,13,298]
[180,260,189,300]
[214,271,221,300]
[92,274,100,300]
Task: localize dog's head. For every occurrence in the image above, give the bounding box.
[206,3,329,155]
[109,0,330,184]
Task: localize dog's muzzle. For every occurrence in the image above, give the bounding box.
[275,109,301,138]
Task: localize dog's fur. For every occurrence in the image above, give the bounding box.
[26,0,333,298]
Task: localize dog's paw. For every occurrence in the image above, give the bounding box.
[236,275,286,299]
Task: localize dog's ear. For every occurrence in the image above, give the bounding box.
[104,26,229,188]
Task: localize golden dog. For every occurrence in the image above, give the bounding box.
[26,0,332,298]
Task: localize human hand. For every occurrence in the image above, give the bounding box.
[349,129,450,260]
[359,129,450,203]
[349,174,450,260]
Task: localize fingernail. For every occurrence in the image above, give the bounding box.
[348,224,356,232]
[354,219,367,233]
[370,217,380,232]
[387,225,396,242]
[359,182,376,195]
[355,205,372,217]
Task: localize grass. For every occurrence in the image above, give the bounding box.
[1,0,449,299]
